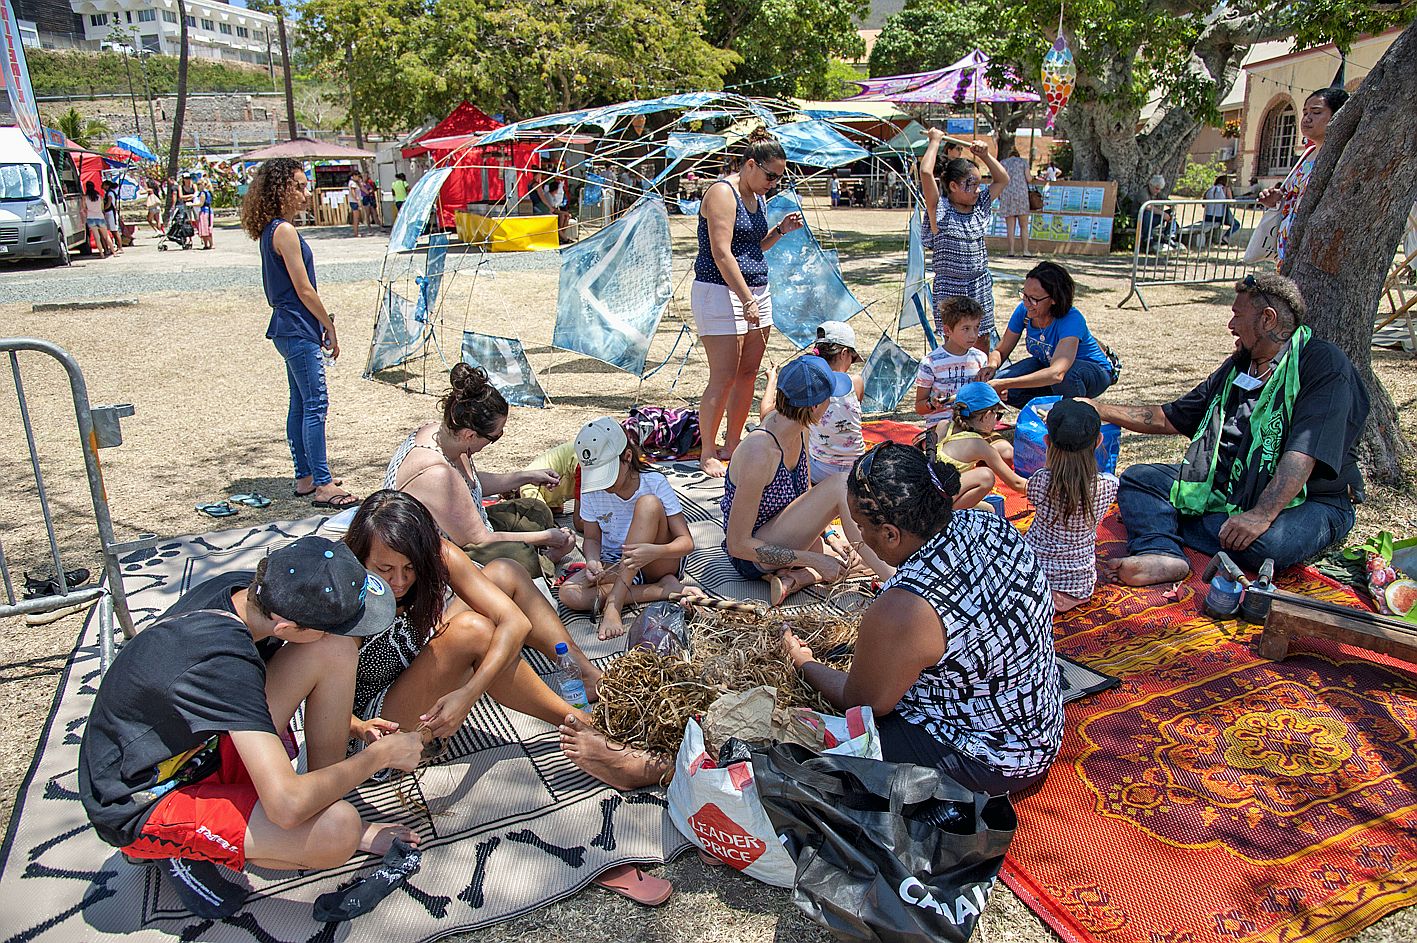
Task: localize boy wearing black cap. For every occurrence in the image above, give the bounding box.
[80,536,425,919]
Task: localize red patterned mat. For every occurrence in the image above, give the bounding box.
[999,501,1417,943]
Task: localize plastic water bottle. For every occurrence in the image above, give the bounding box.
[554,642,589,710]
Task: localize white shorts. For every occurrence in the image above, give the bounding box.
[691,281,773,336]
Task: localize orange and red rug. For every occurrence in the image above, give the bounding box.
[1001,502,1417,943]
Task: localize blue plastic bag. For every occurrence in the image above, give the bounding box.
[1013,396,1120,478]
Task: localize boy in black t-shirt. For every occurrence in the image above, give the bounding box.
[80,536,425,919]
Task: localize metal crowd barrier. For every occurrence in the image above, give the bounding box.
[1120,198,1266,310]
[1,338,139,672]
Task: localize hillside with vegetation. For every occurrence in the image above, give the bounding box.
[29,47,282,98]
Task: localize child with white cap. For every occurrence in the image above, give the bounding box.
[761,320,865,483]
[558,418,699,639]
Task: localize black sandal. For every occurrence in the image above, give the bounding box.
[311,492,361,510]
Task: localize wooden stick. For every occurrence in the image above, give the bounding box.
[667,591,767,616]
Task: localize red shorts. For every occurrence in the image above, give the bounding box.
[120,734,257,870]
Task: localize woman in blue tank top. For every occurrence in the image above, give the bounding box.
[692,129,805,479]
[240,158,358,510]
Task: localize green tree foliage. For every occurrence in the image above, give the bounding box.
[797,59,865,100]
[299,0,735,132]
[1172,155,1228,197]
[704,0,866,98]
[48,107,111,148]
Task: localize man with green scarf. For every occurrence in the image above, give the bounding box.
[1082,273,1368,586]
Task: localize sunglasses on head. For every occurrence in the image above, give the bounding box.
[1241,273,1276,314]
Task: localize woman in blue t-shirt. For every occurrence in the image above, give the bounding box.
[240,158,358,510]
[982,260,1116,407]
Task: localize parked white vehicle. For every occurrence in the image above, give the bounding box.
[0,127,88,265]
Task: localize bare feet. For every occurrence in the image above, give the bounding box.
[358,822,421,856]
[1052,590,1086,613]
[559,714,672,790]
[1101,554,1192,587]
[700,455,727,478]
[598,605,627,641]
[296,475,343,493]
[769,566,823,605]
[657,576,705,605]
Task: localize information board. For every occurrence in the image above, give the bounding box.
[987,179,1117,256]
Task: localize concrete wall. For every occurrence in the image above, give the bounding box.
[40,92,285,152]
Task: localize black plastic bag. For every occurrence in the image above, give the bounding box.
[751,742,1016,943]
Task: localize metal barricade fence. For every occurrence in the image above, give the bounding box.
[1120,198,1267,310]
[1,338,139,673]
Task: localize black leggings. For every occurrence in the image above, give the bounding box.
[877,712,1050,796]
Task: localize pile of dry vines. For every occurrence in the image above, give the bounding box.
[591,601,861,756]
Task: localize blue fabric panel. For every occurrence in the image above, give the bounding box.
[460,332,548,408]
[387,167,452,253]
[367,288,426,375]
[771,120,869,169]
[554,195,673,375]
[861,334,922,415]
[583,172,607,206]
[762,190,865,348]
[899,203,935,347]
[666,132,728,160]
[677,199,701,217]
[414,233,449,322]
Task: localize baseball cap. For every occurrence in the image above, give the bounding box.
[779,355,852,408]
[255,536,395,637]
[575,417,629,493]
[1046,397,1101,452]
[954,381,1003,418]
[816,321,860,359]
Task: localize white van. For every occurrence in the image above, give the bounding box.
[0,127,88,265]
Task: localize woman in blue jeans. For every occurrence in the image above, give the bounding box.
[981,260,1116,408]
[240,157,358,510]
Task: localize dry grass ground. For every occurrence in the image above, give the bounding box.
[1,203,1414,942]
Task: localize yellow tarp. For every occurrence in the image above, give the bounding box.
[455,212,559,252]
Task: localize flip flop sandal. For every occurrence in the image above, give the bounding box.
[593,864,673,906]
[311,493,361,510]
[196,502,239,518]
[229,492,272,508]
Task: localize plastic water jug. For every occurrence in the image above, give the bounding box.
[1012,396,1121,478]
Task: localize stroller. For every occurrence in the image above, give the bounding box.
[157,205,194,251]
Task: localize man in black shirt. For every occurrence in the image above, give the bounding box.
[80,536,424,918]
[1083,273,1368,586]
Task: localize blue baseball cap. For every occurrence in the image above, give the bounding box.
[954,381,1003,418]
[779,355,852,407]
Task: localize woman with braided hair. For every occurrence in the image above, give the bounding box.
[783,443,1064,795]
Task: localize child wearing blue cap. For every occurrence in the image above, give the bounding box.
[927,381,1029,509]
[722,355,893,603]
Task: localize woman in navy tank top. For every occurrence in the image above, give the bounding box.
[691,129,804,478]
[240,158,358,510]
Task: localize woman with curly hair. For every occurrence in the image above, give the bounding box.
[242,158,357,509]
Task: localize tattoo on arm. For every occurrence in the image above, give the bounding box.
[754,544,798,568]
[1120,405,1166,433]
[1253,451,1315,518]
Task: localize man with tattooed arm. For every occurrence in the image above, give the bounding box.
[1080,273,1368,586]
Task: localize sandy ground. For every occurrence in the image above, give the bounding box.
[2,203,1415,942]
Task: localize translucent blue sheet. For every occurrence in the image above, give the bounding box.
[582,173,607,206]
[554,195,673,375]
[414,234,449,323]
[480,92,722,144]
[898,204,936,346]
[861,334,922,415]
[763,191,866,348]
[366,288,428,376]
[461,332,548,408]
[771,120,869,169]
[387,167,453,253]
[666,132,728,160]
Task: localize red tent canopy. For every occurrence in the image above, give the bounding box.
[403,102,502,159]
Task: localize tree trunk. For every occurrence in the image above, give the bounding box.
[989,103,1029,164]
[166,0,189,182]
[345,44,363,148]
[1281,22,1417,487]
[276,2,298,139]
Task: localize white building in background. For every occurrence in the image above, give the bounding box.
[70,0,279,64]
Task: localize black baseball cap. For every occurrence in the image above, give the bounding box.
[254,536,395,637]
[1046,398,1101,452]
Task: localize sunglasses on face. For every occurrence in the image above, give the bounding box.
[756,163,784,183]
[478,427,504,444]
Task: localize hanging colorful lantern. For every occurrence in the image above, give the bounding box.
[1041,35,1076,132]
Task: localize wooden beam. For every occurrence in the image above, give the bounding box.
[1259,596,1417,663]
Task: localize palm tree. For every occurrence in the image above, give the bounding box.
[166,0,190,183]
[52,107,110,149]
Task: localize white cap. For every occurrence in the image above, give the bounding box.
[816,320,858,350]
[575,417,628,493]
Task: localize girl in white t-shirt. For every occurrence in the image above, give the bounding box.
[558,417,698,639]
